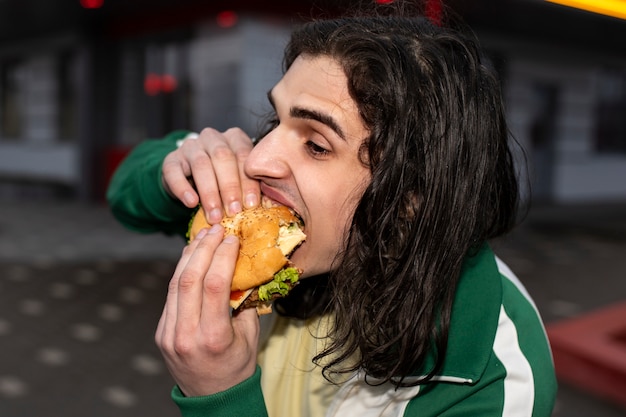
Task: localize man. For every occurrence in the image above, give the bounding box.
[107,7,557,417]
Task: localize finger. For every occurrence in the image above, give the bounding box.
[162,152,199,208]
[223,128,261,211]
[177,136,222,215]
[174,226,225,337]
[156,234,203,351]
[182,143,224,223]
[199,233,240,342]
[232,307,261,348]
[198,128,244,218]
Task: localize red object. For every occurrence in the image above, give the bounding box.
[104,147,130,184]
[426,0,442,26]
[547,301,626,408]
[102,146,131,201]
[144,73,162,96]
[101,146,130,202]
[144,73,178,95]
[231,290,245,301]
[216,10,238,28]
[80,0,104,9]
[160,74,178,93]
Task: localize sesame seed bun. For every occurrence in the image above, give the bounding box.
[188,205,305,312]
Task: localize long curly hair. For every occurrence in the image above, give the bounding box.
[271,6,521,388]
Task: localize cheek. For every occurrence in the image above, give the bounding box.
[291,189,349,277]
[295,166,369,275]
[303,204,345,273]
[307,185,364,269]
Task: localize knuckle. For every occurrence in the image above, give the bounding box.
[167,277,178,294]
[177,270,198,292]
[200,127,218,137]
[225,127,244,137]
[173,336,193,356]
[201,338,228,353]
[156,331,176,355]
[155,332,169,352]
[221,184,241,197]
[234,146,251,161]
[200,324,232,352]
[161,155,177,172]
[210,143,236,162]
[188,151,212,167]
[202,273,225,296]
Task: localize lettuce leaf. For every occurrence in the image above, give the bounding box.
[186,205,201,243]
[258,267,300,301]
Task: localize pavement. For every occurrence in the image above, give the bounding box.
[0,198,625,416]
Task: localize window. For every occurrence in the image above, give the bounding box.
[594,69,626,154]
[57,50,78,142]
[0,59,24,139]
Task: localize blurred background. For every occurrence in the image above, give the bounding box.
[0,0,624,416]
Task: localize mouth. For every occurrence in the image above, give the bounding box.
[259,186,304,226]
[260,194,282,209]
[260,184,292,209]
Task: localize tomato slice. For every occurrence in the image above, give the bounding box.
[230,290,246,302]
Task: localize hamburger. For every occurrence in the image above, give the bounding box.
[187,204,306,315]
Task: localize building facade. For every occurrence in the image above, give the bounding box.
[0,0,624,204]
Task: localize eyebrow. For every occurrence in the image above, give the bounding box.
[267,90,346,141]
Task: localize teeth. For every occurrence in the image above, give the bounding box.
[260,195,303,225]
[261,195,279,208]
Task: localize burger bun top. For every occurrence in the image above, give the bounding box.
[188,206,305,291]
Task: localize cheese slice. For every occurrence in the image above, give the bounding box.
[230,288,254,310]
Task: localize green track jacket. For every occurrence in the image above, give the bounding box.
[106,132,557,417]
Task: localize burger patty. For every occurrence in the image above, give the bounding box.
[239,280,299,310]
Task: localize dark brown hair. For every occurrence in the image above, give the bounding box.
[270,5,520,387]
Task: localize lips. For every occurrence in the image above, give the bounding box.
[260,184,300,217]
[259,184,307,263]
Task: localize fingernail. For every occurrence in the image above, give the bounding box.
[229,201,242,215]
[223,235,238,244]
[208,224,222,234]
[183,191,196,207]
[208,208,223,224]
[245,193,258,209]
[195,228,209,239]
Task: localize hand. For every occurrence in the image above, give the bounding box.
[161,127,261,224]
[155,225,260,396]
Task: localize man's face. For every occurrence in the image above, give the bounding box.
[244,54,370,278]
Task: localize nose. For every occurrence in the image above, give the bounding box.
[244,129,290,180]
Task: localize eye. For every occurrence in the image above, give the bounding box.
[305,140,330,157]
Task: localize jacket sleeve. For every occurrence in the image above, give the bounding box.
[171,366,269,417]
[106,130,194,238]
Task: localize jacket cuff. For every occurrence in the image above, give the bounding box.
[172,366,268,417]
